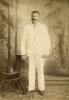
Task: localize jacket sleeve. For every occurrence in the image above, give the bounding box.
[21,27,27,55]
[43,26,51,56]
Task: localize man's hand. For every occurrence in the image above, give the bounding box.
[42,55,47,58]
[21,55,27,62]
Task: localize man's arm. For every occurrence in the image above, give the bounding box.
[21,27,27,61]
[42,26,51,58]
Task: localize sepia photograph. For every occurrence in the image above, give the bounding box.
[0,0,69,100]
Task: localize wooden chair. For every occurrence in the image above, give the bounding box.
[1,55,25,96]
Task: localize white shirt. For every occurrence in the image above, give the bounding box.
[21,23,50,57]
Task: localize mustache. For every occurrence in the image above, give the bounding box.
[32,18,37,20]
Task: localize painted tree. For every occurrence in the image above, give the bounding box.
[0,0,13,72]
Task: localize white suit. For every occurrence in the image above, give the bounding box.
[21,23,50,91]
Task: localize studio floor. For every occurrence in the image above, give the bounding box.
[0,75,69,100]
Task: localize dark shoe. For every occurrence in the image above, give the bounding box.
[38,90,46,96]
[27,90,35,96]
[29,90,35,93]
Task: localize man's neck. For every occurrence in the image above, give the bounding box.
[32,20,39,26]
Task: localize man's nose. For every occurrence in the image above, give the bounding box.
[34,16,36,19]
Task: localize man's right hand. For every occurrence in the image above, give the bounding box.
[21,55,27,62]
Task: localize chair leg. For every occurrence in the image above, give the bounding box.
[1,80,5,97]
[14,80,18,89]
[17,79,25,94]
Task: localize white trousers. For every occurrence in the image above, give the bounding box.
[28,54,45,91]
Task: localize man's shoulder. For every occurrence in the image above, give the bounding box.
[39,23,48,30]
[39,23,47,28]
[24,24,32,29]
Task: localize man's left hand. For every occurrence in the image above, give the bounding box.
[42,55,47,58]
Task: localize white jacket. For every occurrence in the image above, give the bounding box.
[21,23,50,57]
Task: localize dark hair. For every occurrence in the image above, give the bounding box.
[32,10,40,15]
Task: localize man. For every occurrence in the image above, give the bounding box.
[21,10,50,96]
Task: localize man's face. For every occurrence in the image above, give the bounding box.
[32,12,40,22]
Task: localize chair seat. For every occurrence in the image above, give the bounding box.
[2,71,20,80]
